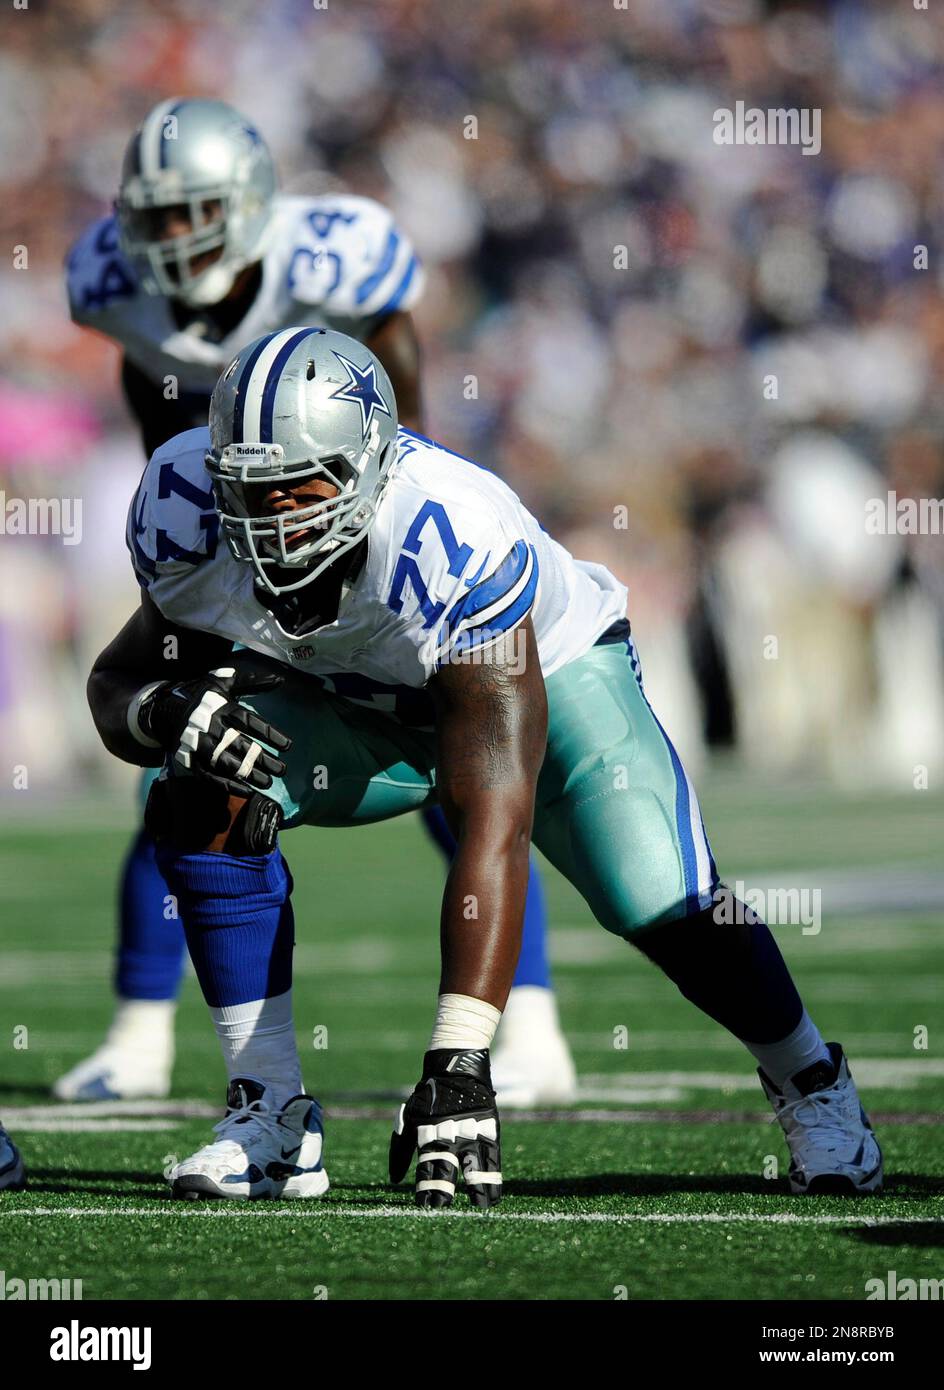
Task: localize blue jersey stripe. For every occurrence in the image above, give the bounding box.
[442,540,530,630]
[443,547,539,658]
[355,228,400,306]
[231,335,271,444]
[374,254,419,318]
[259,328,313,442]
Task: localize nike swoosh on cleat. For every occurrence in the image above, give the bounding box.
[267,1161,323,1179]
[220,1165,266,1185]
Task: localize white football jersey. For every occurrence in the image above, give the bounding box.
[128,427,628,725]
[67,193,423,391]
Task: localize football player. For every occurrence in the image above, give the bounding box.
[0,1123,25,1192]
[62,98,574,1108]
[87,327,883,1204]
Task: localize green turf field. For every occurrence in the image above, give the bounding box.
[1,771,942,1301]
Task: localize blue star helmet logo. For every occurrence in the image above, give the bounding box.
[329,351,393,439]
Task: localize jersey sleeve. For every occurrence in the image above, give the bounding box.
[287,195,424,325]
[434,537,539,666]
[380,487,539,686]
[65,214,138,328]
[125,429,227,631]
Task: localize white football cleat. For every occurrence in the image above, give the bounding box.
[170,1077,329,1200]
[53,999,174,1102]
[760,1042,883,1195]
[491,985,578,1108]
[0,1123,25,1191]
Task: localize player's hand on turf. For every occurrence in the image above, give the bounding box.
[389,1049,502,1209]
[139,664,291,793]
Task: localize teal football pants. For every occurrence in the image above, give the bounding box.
[240,635,719,939]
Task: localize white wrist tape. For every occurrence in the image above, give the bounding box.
[127,682,166,749]
[429,993,502,1052]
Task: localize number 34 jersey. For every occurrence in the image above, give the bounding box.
[67,194,423,393]
[128,427,628,720]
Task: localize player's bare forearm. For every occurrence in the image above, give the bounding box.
[430,618,547,1008]
[87,592,232,766]
[366,310,423,431]
[438,814,533,1005]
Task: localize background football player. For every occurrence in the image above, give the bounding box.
[0,1123,24,1192]
[62,98,574,1109]
[87,327,883,1205]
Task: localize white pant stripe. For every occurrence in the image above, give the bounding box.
[682,764,715,907]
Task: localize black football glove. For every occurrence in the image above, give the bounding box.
[389,1048,502,1209]
[139,663,291,795]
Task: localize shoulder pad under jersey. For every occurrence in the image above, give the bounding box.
[126,427,219,595]
[373,431,539,683]
[65,214,139,326]
[279,193,423,324]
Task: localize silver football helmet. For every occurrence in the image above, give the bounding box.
[206,327,399,596]
[116,98,276,307]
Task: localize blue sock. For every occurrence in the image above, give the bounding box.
[637,905,803,1043]
[155,846,295,1009]
[513,858,552,988]
[116,828,188,1001]
[420,804,553,990]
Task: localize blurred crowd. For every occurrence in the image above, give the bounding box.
[2,0,943,793]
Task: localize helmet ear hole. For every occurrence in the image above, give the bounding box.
[306,359,316,381]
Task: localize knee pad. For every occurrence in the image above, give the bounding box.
[145,775,283,855]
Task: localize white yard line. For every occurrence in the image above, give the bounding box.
[579,1060,944,1090]
[0,1206,939,1228]
[7,1120,180,1133]
[4,1094,941,1130]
